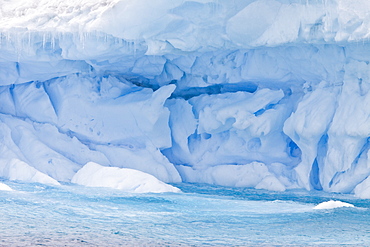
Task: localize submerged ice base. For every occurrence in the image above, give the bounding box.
[1,0,370,197]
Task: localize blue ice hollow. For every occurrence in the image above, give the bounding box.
[0,0,370,197]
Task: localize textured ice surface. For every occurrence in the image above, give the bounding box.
[1,0,370,196]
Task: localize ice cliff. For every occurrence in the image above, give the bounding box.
[1,0,370,197]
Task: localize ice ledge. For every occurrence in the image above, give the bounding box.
[1,0,370,54]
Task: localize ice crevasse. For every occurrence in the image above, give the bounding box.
[1,0,370,196]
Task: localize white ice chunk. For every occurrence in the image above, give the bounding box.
[313,200,354,210]
[72,162,180,193]
[0,182,12,191]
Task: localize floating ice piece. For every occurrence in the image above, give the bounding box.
[0,182,12,191]
[313,200,354,210]
[72,162,181,193]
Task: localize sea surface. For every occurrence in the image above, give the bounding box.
[0,181,369,246]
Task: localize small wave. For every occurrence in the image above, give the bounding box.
[313,200,354,210]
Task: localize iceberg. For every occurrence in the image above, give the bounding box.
[0,0,370,196]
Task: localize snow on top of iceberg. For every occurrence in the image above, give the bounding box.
[313,200,355,210]
[1,0,370,54]
[72,162,181,193]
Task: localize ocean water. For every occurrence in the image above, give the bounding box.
[1,181,370,246]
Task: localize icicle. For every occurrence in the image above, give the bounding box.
[58,32,64,48]
[51,32,55,50]
[6,32,11,49]
[133,40,137,57]
[16,32,21,62]
[27,31,31,49]
[127,40,131,54]
[83,32,86,50]
[130,40,135,55]
[97,33,101,46]
[78,32,84,50]
[42,32,46,50]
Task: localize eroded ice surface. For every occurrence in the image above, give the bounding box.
[0,0,370,197]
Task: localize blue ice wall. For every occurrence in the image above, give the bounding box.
[1,0,370,197]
